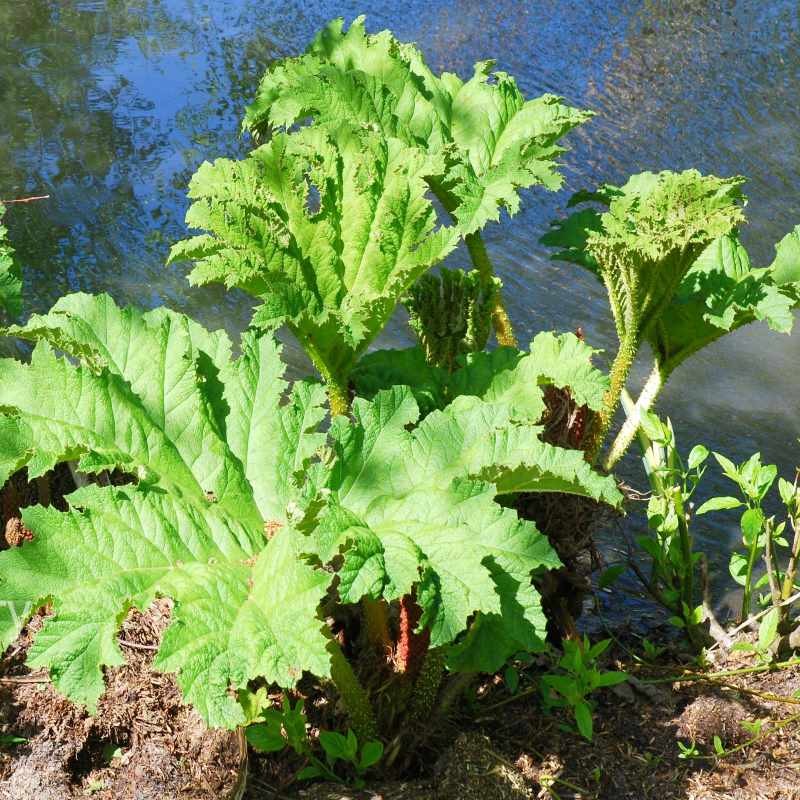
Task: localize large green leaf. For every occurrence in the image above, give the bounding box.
[305,386,619,668]
[0,203,22,317]
[353,331,609,422]
[0,294,331,728]
[243,16,592,236]
[650,230,800,376]
[5,293,259,527]
[221,334,328,525]
[169,124,457,386]
[0,294,619,720]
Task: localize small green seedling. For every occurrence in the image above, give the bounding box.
[304,730,384,787]
[246,697,383,787]
[677,740,700,759]
[540,637,628,741]
[640,638,666,663]
[740,718,764,737]
[245,696,309,756]
[636,412,708,648]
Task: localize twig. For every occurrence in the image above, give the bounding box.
[480,684,540,713]
[764,521,783,609]
[641,656,800,685]
[700,553,732,647]
[713,681,800,706]
[0,195,50,204]
[0,674,50,684]
[781,476,800,606]
[706,590,800,654]
[118,639,158,651]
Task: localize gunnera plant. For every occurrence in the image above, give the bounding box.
[543,170,800,469]
[0,293,622,750]
[240,15,593,349]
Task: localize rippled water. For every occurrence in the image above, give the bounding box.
[1,0,799,608]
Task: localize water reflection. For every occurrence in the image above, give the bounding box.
[0,0,798,606]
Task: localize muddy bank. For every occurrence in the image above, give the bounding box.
[0,603,245,800]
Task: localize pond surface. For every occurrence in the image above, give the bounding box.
[1,0,799,611]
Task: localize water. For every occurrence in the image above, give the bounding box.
[1,0,799,611]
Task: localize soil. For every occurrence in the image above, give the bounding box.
[0,603,245,800]
[3,597,800,799]
[243,639,800,800]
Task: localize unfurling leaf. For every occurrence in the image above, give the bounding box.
[545,177,800,384]
[544,170,746,351]
[404,267,497,370]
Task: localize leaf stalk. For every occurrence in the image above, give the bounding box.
[587,330,638,464]
[464,232,517,347]
[604,361,664,470]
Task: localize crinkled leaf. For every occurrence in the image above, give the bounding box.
[169,124,456,383]
[544,170,746,342]
[0,293,621,717]
[515,331,608,411]
[540,207,603,273]
[305,386,617,668]
[0,294,332,727]
[4,292,258,527]
[331,388,621,505]
[0,415,34,487]
[650,230,800,376]
[7,487,330,728]
[545,173,800,385]
[244,16,592,236]
[446,564,549,672]
[221,333,327,524]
